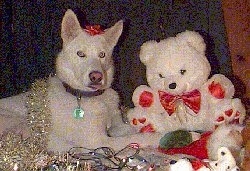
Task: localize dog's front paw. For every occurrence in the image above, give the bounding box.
[107,124,137,137]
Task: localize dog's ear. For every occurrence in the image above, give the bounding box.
[61,9,82,45]
[103,20,123,48]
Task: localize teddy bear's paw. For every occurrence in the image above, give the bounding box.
[215,109,241,125]
[138,91,154,108]
[131,117,156,133]
[207,74,235,99]
[214,99,246,125]
[132,85,158,109]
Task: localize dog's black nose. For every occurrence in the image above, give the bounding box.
[89,71,103,83]
[170,160,177,165]
[169,83,177,89]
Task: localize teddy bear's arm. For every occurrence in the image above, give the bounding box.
[204,74,246,125]
[132,85,163,110]
[132,85,154,107]
[206,74,235,99]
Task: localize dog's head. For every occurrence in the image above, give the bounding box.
[56,9,123,91]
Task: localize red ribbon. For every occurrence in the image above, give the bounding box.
[158,131,212,160]
[158,89,201,116]
[84,25,104,36]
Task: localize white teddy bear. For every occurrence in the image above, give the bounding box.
[126,30,246,134]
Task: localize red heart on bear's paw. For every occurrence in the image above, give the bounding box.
[132,118,138,125]
[225,109,233,117]
[208,81,225,99]
[139,91,154,107]
[216,116,225,122]
[138,117,146,124]
[140,124,155,133]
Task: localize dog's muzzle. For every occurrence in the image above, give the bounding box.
[88,70,104,90]
[89,71,103,83]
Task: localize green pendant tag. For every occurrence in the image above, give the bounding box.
[73,107,84,119]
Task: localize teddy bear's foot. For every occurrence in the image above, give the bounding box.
[214,98,246,126]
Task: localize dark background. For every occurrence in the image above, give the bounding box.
[0,0,232,107]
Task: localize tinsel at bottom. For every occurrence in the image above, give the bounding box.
[0,131,175,171]
[0,79,176,170]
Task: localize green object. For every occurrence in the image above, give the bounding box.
[73,107,84,119]
[159,130,192,149]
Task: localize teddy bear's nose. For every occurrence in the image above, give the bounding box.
[169,83,177,89]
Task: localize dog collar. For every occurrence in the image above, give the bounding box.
[62,82,105,98]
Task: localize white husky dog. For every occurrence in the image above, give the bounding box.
[0,9,162,152]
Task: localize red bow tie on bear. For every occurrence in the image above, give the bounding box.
[158,89,201,116]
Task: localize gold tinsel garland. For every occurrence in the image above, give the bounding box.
[26,78,51,150]
[0,79,97,170]
[0,79,51,170]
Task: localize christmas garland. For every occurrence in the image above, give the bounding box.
[0,78,172,170]
[0,79,51,170]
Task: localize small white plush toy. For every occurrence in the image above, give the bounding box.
[169,158,210,171]
[168,147,240,171]
[169,158,194,171]
[209,147,240,171]
[126,30,246,134]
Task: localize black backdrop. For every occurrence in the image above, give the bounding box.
[0,0,232,107]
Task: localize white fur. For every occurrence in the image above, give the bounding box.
[0,9,164,152]
[209,147,240,171]
[169,147,240,171]
[124,30,246,135]
[169,159,193,171]
[207,124,243,161]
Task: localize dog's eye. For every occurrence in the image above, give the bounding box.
[77,51,86,58]
[180,69,186,75]
[99,51,105,58]
[159,74,165,78]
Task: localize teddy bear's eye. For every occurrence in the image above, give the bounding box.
[180,69,186,75]
[99,51,105,58]
[77,50,86,58]
[159,74,165,78]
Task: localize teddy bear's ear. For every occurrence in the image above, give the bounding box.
[139,40,158,65]
[177,30,206,54]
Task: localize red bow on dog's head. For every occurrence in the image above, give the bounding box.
[158,89,201,116]
[84,25,104,36]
